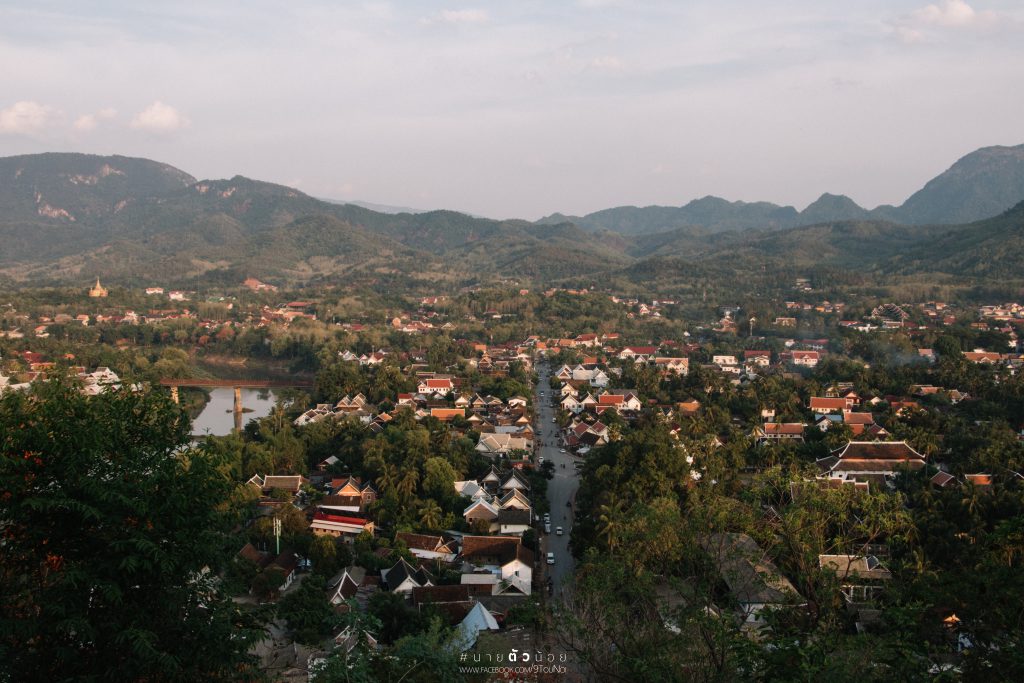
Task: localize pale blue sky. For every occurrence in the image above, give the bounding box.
[1,0,1022,218]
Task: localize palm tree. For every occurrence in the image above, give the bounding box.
[396,466,420,502]
[378,462,399,495]
[597,501,626,554]
[418,500,442,530]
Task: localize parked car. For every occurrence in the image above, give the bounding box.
[544,522,551,534]
[547,552,555,565]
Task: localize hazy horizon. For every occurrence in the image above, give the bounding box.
[2,1,1023,220]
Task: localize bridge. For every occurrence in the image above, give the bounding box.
[159,378,314,389]
[160,378,315,431]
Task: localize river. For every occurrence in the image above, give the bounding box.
[190,387,278,436]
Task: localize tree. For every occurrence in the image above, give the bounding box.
[418,500,443,531]
[422,457,458,501]
[0,381,260,681]
[310,534,340,577]
[395,466,420,503]
[277,575,337,645]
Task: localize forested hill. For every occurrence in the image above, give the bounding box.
[605,202,1024,294]
[0,153,624,285]
[1,151,1023,289]
[539,144,1024,236]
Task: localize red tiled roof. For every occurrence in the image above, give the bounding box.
[313,511,370,526]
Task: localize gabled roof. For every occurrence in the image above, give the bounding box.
[461,535,526,565]
[497,508,532,526]
[810,397,848,410]
[411,584,471,606]
[818,441,927,474]
[327,566,366,603]
[395,532,453,554]
[705,533,802,606]
[830,440,925,462]
[819,555,892,581]
[463,498,499,518]
[762,423,805,435]
[382,557,432,590]
[257,475,308,492]
[500,469,531,491]
[498,488,532,509]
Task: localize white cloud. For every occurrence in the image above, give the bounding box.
[73,107,117,131]
[130,101,189,132]
[891,1,1000,43]
[913,0,993,27]
[589,55,623,70]
[0,100,60,135]
[422,8,488,25]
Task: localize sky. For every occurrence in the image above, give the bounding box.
[1,0,1022,219]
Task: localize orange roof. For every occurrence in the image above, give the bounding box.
[430,408,464,421]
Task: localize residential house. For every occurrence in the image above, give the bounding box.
[705,533,804,628]
[417,377,454,394]
[816,441,927,485]
[753,423,806,444]
[310,511,375,542]
[459,535,533,596]
[744,351,771,367]
[453,480,489,500]
[654,357,690,375]
[819,554,892,605]
[809,397,849,414]
[791,350,820,367]
[463,498,500,529]
[618,346,659,361]
[475,433,533,457]
[382,557,434,594]
[326,566,368,606]
[395,532,457,563]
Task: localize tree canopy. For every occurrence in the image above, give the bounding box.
[0,381,260,682]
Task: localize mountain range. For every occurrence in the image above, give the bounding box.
[538,144,1024,235]
[0,146,1022,290]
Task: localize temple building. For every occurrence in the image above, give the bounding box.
[88,277,108,298]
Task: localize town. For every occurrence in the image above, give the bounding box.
[4,274,1024,681]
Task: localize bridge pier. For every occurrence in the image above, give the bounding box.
[233,387,243,433]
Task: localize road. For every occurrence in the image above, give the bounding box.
[535,361,579,600]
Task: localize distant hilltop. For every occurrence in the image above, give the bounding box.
[538,144,1024,235]
[1,144,1023,288]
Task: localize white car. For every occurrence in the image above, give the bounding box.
[556,526,563,536]
[559,448,566,453]
[546,552,555,565]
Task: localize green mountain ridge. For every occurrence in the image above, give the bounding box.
[540,144,1024,236]
[2,151,1023,290]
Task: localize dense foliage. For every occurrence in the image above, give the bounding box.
[0,381,260,682]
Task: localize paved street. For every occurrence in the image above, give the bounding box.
[535,362,579,600]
